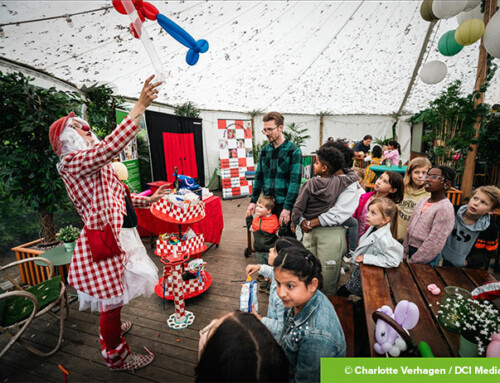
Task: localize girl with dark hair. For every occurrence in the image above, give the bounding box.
[382,140,401,166]
[274,247,346,382]
[404,166,456,265]
[246,237,306,340]
[352,171,404,239]
[196,311,289,382]
[363,145,383,186]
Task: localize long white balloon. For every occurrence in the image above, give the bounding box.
[120,0,166,83]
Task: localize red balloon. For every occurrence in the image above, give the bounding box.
[141,2,159,20]
[132,0,143,9]
[130,22,141,39]
[137,10,145,22]
[112,0,127,15]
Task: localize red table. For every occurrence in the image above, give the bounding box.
[135,196,224,245]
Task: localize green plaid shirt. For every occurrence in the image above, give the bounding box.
[251,139,302,211]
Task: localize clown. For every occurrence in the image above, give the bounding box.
[49,75,167,371]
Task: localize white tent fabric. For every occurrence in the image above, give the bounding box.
[1,1,498,115]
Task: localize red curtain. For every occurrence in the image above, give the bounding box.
[162,132,198,183]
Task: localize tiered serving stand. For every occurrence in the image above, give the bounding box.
[150,197,212,329]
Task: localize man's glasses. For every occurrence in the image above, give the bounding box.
[424,174,444,181]
[261,126,279,134]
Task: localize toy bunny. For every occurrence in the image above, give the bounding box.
[374,300,419,356]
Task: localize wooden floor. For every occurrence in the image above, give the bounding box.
[0,196,269,382]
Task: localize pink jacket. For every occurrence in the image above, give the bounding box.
[403,197,455,264]
[384,150,399,166]
[353,191,375,220]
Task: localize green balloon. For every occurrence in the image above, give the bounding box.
[438,30,464,56]
[420,0,438,22]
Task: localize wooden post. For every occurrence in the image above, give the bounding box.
[319,114,324,146]
[461,0,497,198]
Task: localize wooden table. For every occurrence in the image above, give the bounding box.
[360,262,497,357]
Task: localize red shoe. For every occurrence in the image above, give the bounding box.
[121,321,132,335]
[110,352,154,371]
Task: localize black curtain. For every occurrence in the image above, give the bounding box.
[145,110,205,186]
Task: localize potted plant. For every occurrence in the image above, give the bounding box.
[58,225,81,252]
[438,289,500,356]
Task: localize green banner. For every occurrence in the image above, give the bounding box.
[115,110,142,192]
[321,358,500,383]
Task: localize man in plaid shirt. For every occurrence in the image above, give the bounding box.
[246,112,302,236]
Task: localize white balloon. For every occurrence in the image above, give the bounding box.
[433,0,467,19]
[456,4,484,24]
[463,0,481,12]
[483,11,500,59]
[420,60,448,84]
[112,161,129,181]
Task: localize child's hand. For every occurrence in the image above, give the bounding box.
[246,264,261,276]
[355,255,364,263]
[251,304,262,321]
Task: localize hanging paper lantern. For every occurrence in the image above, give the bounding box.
[455,18,485,45]
[483,11,500,59]
[463,0,481,12]
[438,30,464,56]
[420,0,438,22]
[432,0,467,19]
[457,4,484,24]
[420,60,448,84]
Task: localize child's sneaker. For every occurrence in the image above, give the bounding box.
[343,251,355,264]
[257,275,265,282]
[121,321,132,335]
[265,282,271,295]
[258,280,270,293]
[110,352,154,371]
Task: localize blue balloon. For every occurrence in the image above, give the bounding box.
[156,14,209,65]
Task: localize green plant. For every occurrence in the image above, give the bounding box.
[57,225,81,243]
[137,131,152,188]
[84,85,124,139]
[174,101,200,118]
[283,122,310,148]
[373,135,392,147]
[438,294,500,356]
[0,71,83,245]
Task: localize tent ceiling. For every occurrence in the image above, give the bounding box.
[1,1,498,115]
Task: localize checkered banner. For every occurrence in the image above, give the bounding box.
[156,234,205,257]
[151,199,206,223]
[164,271,207,296]
[218,119,254,200]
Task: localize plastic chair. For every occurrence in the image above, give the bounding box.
[0,257,69,358]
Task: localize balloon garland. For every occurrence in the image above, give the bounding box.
[113,0,209,68]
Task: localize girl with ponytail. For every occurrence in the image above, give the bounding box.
[274,247,346,382]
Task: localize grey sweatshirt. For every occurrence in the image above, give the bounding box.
[291,169,358,228]
[440,205,491,267]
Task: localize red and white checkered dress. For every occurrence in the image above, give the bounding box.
[58,116,150,301]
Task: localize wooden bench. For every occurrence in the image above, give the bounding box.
[329,295,355,356]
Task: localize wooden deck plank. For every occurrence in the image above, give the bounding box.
[1,196,269,381]
[387,263,451,356]
[435,266,476,291]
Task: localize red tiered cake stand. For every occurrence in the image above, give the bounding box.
[150,198,212,330]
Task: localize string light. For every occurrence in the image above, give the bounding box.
[65,15,73,28]
[0,5,113,37]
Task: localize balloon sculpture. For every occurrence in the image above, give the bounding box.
[112,0,209,76]
[374,300,420,357]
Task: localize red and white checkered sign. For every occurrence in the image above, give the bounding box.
[151,199,205,223]
[218,119,254,200]
[156,234,205,257]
